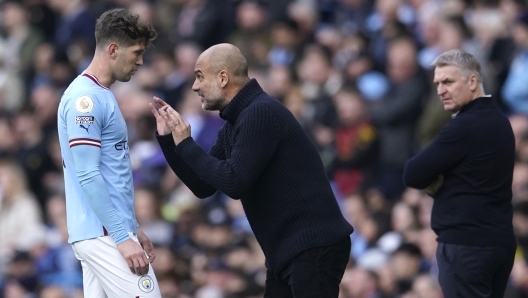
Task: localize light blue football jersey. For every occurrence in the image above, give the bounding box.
[58,73,137,244]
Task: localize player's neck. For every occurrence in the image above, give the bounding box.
[85,55,116,88]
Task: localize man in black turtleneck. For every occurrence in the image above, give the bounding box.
[403,49,516,298]
[149,43,353,298]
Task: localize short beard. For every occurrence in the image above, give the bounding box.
[202,82,226,111]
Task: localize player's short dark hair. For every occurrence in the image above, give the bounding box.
[95,8,157,50]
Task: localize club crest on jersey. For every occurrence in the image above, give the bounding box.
[138,275,154,293]
[75,96,94,113]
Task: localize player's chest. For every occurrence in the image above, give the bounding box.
[102,109,128,143]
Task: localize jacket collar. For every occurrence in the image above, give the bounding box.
[461,96,494,112]
[219,79,263,124]
[452,96,495,118]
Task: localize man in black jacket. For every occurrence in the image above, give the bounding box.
[149,43,353,298]
[403,49,516,298]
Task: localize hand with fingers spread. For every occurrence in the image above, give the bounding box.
[137,227,155,264]
[149,96,171,136]
[158,105,192,145]
[117,238,150,276]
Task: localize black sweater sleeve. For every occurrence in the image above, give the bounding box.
[175,103,283,199]
[403,118,468,189]
[156,129,225,198]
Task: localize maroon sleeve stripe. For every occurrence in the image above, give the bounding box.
[69,138,101,148]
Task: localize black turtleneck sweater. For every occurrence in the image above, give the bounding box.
[403,97,515,248]
[156,79,354,271]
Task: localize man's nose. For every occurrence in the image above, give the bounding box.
[437,85,446,95]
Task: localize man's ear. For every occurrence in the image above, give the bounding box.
[469,74,478,92]
[218,70,229,88]
[108,42,119,59]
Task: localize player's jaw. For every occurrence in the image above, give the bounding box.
[113,65,138,82]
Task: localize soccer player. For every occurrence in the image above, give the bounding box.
[57,9,160,297]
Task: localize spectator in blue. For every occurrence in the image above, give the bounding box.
[502,11,528,115]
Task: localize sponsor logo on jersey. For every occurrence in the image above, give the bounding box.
[114,140,129,151]
[75,116,94,124]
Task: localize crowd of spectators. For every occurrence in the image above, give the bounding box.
[1,0,528,297]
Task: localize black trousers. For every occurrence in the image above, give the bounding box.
[264,237,351,298]
[436,242,515,298]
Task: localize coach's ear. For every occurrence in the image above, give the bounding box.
[217,70,228,88]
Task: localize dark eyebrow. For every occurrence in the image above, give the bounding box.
[194,70,203,76]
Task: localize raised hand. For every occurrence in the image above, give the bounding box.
[158,105,192,145]
[149,96,171,136]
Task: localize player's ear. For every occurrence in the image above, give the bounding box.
[108,43,119,59]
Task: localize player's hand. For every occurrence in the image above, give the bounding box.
[158,105,191,145]
[117,238,150,275]
[136,227,155,264]
[149,96,171,136]
[425,175,444,196]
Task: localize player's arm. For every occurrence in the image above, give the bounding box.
[66,95,149,275]
[71,145,130,243]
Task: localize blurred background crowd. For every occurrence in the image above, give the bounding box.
[1,0,528,297]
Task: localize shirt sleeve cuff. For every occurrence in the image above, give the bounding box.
[155,131,175,149]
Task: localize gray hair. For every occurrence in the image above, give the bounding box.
[432,49,483,82]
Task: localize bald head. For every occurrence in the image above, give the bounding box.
[199,43,249,82]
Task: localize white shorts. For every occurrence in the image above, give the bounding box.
[72,233,161,298]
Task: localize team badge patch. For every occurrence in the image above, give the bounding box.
[138,275,154,293]
[75,96,94,113]
[75,116,94,124]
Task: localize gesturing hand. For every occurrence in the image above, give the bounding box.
[149,96,171,136]
[117,238,150,276]
[158,105,191,145]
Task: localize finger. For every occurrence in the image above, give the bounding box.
[135,254,148,275]
[148,253,155,264]
[143,244,155,263]
[132,257,143,276]
[166,108,185,125]
[127,258,136,275]
[153,96,168,107]
[143,242,153,254]
[148,103,161,119]
[165,115,177,129]
[158,109,176,129]
[141,254,150,274]
[161,108,180,126]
